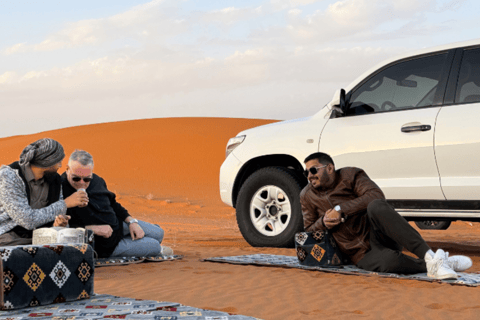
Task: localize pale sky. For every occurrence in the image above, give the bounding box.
[1,0,478,138]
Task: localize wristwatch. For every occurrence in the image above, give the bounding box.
[334,205,345,223]
[128,218,139,225]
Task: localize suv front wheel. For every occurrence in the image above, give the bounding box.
[236,167,305,247]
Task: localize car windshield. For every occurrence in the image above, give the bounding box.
[348,53,448,113]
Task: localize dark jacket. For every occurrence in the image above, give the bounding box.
[9,161,62,237]
[300,167,385,264]
[61,173,130,258]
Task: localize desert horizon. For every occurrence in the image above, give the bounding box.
[1,117,480,320]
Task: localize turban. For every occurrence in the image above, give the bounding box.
[19,138,65,168]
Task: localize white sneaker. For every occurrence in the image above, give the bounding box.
[447,253,472,272]
[160,246,174,256]
[425,249,458,280]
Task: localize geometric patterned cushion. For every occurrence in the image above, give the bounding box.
[295,231,349,267]
[0,244,94,310]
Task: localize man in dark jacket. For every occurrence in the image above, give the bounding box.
[300,152,471,280]
[61,150,169,258]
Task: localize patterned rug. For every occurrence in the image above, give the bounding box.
[204,254,480,287]
[0,293,260,319]
[95,255,183,267]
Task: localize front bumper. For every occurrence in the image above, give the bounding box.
[219,152,243,207]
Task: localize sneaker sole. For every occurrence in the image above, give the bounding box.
[427,274,458,280]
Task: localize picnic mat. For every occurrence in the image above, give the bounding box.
[95,255,183,267]
[203,254,480,287]
[0,293,260,319]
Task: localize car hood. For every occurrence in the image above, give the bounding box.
[231,109,330,163]
[237,116,312,138]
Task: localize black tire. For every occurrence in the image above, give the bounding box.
[414,220,451,230]
[236,167,305,247]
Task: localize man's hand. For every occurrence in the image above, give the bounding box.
[64,190,89,208]
[129,223,145,240]
[86,225,113,238]
[323,209,342,229]
[53,215,70,227]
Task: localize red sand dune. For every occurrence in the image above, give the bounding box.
[1,117,480,320]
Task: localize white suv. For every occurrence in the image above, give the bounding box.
[220,39,480,247]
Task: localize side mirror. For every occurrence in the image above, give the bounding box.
[327,89,347,117]
[339,89,347,115]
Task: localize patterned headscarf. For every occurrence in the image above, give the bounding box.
[19,138,65,168]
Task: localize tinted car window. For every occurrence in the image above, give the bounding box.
[348,53,448,115]
[455,49,480,104]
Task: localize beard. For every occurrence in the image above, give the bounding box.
[43,170,59,179]
[311,169,334,190]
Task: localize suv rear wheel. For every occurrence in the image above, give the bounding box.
[414,220,451,230]
[236,167,305,247]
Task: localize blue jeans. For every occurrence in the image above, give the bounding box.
[110,220,164,258]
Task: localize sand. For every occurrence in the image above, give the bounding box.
[1,117,480,320]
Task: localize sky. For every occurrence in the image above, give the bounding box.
[0,0,478,138]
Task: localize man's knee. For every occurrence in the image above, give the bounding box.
[141,221,164,242]
[155,226,164,243]
[152,224,164,242]
[367,199,390,219]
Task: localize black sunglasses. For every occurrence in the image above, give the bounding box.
[303,165,327,178]
[72,176,92,182]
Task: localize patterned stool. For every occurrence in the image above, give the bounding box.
[295,231,349,267]
[0,244,94,310]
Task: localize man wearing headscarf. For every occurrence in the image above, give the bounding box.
[0,138,88,245]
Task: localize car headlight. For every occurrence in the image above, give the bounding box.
[226,135,246,158]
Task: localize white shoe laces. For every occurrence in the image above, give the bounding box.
[443,251,454,269]
[428,258,443,276]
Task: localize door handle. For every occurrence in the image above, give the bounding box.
[401,125,431,133]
